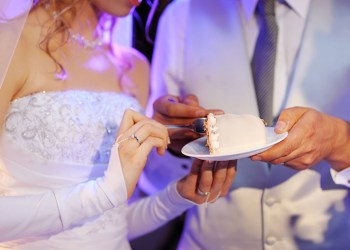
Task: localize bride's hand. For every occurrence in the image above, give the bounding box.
[177,159,237,204]
[115,109,170,198]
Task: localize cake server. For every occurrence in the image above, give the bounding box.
[165,118,206,134]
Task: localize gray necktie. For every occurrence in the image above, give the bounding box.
[251,0,278,126]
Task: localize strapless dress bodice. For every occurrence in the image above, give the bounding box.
[0,90,142,249]
[3,90,142,165]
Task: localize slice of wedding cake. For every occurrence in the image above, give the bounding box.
[205,113,266,155]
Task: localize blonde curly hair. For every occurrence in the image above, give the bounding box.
[31,0,117,77]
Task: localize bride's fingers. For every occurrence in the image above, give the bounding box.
[118,109,147,135]
[120,137,166,161]
[117,119,170,162]
[134,123,169,148]
[119,121,169,150]
[139,137,168,157]
[185,159,203,188]
[208,161,229,200]
[197,161,215,198]
[176,160,236,204]
[182,159,215,203]
[118,109,169,138]
[117,136,166,199]
[176,159,203,201]
[220,160,237,196]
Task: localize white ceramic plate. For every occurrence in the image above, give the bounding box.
[181,127,288,161]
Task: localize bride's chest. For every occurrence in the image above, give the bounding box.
[3,91,141,164]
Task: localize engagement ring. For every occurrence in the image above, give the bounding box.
[197,187,210,197]
[131,133,141,144]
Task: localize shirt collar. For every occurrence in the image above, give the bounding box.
[241,0,311,21]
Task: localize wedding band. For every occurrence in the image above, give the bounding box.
[131,133,141,144]
[197,187,210,197]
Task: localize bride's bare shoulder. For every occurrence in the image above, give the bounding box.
[113,45,150,107]
[114,45,150,71]
[3,9,47,99]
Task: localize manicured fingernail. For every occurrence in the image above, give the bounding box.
[275,121,287,132]
[168,97,177,103]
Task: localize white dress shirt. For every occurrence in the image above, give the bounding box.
[241,0,310,116]
[148,0,310,118]
[145,0,350,249]
[147,0,350,188]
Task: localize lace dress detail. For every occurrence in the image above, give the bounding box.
[4,90,141,165]
[0,90,142,249]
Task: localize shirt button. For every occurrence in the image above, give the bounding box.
[265,197,278,206]
[266,236,277,245]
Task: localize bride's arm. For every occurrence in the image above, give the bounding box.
[127,181,193,240]
[0,109,170,242]
[0,143,128,242]
[0,193,63,240]
[0,179,119,242]
[0,18,122,242]
[127,159,237,240]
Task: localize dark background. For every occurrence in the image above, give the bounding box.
[132,0,173,62]
[130,1,186,250]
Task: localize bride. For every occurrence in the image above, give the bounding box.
[0,0,236,249]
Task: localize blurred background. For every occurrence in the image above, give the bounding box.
[114,1,185,249]
[114,0,173,62]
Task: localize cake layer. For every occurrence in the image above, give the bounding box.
[206,113,266,155]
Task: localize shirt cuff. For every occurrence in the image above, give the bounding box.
[330,167,350,187]
[163,181,197,211]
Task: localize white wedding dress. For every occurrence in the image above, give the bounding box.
[0,90,193,249]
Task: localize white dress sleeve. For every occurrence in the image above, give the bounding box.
[0,145,127,242]
[127,181,195,240]
[330,167,350,187]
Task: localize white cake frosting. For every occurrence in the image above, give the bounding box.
[205,113,266,155]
